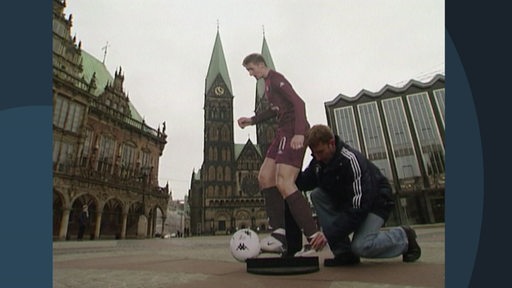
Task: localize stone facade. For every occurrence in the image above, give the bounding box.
[52,0,169,240]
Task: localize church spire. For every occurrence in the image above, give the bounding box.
[205,28,232,95]
[261,35,275,70]
[255,32,278,154]
[256,33,276,101]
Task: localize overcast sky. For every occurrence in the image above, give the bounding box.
[65,0,444,200]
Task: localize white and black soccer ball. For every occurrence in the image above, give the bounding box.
[229,228,261,262]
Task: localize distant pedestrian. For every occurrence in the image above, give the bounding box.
[77,205,89,240]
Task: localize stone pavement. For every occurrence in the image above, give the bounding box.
[53,224,445,288]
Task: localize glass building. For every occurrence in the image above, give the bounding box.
[324,75,445,225]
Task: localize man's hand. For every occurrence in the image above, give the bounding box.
[237,117,252,129]
[309,231,327,251]
[290,134,305,150]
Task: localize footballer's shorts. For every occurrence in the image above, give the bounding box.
[266,130,307,169]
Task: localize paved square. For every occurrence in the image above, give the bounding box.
[54,225,444,288]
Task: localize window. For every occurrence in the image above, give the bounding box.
[53,94,85,133]
[209,125,219,141]
[208,166,215,181]
[140,150,153,180]
[53,140,76,172]
[333,106,360,150]
[209,147,214,160]
[382,98,421,181]
[357,102,392,180]
[224,166,231,181]
[217,166,223,181]
[121,142,137,177]
[407,92,445,181]
[64,103,85,132]
[80,129,93,167]
[97,135,116,173]
[433,89,445,128]
[53,95,68,128]
[221,125,230,141]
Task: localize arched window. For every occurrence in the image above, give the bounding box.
[221,125,230,141]
[210,126,218,141]
[224,166,231,181]
[208,166,215,181]
[217,166,223,181]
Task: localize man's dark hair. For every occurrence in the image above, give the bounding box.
[242,53,267,66]
[306,124,335,147]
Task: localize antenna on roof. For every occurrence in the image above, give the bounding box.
[217,19,220,32]
[262,25,265,38]
[101,41,110,64]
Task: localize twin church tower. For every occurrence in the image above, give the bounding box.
[188,30,279,235]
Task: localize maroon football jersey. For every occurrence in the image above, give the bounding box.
[252,69,309,135]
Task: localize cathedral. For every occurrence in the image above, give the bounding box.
[188,30,278,236]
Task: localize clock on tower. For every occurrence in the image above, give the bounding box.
[214,86,225,96]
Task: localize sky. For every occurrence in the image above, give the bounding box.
[64,0,444,200]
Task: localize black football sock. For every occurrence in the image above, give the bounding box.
[285,191,318,237]
[261,186,285,231]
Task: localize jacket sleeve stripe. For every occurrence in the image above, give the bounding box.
[341,147,362,209]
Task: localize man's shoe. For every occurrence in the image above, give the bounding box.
[402,226,421,262]
[324,252,360,266]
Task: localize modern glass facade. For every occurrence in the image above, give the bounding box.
[324,75,445,224]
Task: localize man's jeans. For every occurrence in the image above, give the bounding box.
[310,187,408,258]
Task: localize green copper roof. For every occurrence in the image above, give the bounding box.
[262,37,275,70]
[234,144,245,160]
[128,99,143,122]
[256,37,276,100]
[205,31,232,95]
[80,50,143,122]
[80,50,113,97]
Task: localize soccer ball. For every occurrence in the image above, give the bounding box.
[229,228,261,262]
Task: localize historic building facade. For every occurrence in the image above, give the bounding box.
[52,0,169,240]
[189,32,281,235]
[324,75,445,225]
